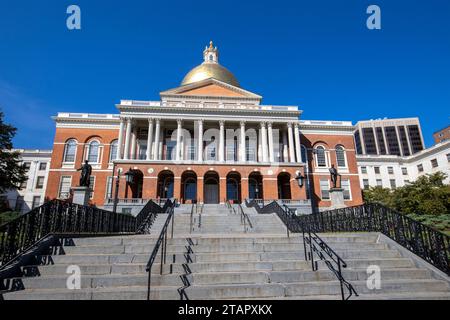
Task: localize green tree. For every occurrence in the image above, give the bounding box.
[363,172,450,216]
[0,110,27,194]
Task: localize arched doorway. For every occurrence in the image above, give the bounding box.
[278,172,292,200]
[157,170,174,199]
[181,171,197,203]
[248,172,263,200]
[204,171,219,204]
[226,172,241,203]
[126,169,144,199]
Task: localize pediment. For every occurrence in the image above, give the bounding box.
[160,78,262,100]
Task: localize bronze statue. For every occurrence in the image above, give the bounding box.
[77,160,92,187]
[329,164,341,188]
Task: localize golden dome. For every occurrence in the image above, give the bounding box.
[181,63,240,87]
[181,41,240,87]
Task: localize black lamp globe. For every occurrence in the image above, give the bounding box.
[125,168,135,184]
[296,173,305,188]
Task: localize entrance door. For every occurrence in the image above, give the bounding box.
[204,184,219,204]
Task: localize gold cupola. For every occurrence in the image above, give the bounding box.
[181,41,240,87]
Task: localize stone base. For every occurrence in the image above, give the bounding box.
[71,187,91,206]
[329,188,345,209]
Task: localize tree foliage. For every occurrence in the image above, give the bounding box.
[363,172,450,216]
[0,110,27,193]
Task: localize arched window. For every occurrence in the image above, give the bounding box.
[109,140,118,162]
[315,146,327,167]
[336,145,347,167]
[87,141,100,163]
[300,145,308,163]
[63,139,77,163]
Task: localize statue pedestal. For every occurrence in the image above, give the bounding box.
[329,188,345,209]
[71,187,91,206]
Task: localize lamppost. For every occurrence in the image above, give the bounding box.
[295,172,305,188]
[124,168,135,199]
[112,168,122,215]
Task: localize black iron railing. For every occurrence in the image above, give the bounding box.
[237,203,253,232]
[0,198,167,270]
[303,230,358,300]
[146,199,176,300]
[246,199,450,276]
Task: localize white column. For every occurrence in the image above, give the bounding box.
[282,129,288,162]
[261,122,268,162]
[219,120,225,162]
[117,118,125,160]
[287,123,295,163]
[153,119,161,160]
[146,118,154,160]
[176,119,182,161]
[294,122,301,163]
[267,122,274,162]
[198,120,203,162]
[130,126,137,160]
[240,121,246,162]
[124,118,132,160]
[258,129,262,162]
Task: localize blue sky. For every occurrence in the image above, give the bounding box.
[0,0,449,149]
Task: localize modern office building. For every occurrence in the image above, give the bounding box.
[354,118,425,156]
[357,140,450,190]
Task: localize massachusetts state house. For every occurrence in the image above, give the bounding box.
[45,42,363,211]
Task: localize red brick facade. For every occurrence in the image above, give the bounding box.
[46,127,363,207]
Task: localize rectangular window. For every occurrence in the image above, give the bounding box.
[89,176,95,199]
[19,180,28,189]
[362,128,378,155]
[341,179,351,200]
[385,126,401,156]
[374,167,380,174]
[390,179,396,189]
[431,159,438,168]
[375,127,387,155]
[39,162,47,171]
[387,167,394,174]
[447,154,450,162]
[319,180,330,200]
[354,131,363,155]
[361,166,367,174]
[398,126,411,156]
[401,167,408,176]
[105,176,113,199]
[58,176,72,199]
[407,125,424,154]
[376,179,383,187]
[35,176,45,189]
[363,179,369,190]
[15,196,24,212]
[22,162,31,172]
[404,180,410,185]
[32,196,41,209]
[417,164,424,172]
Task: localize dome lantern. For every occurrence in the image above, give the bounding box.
[181,41,240,87]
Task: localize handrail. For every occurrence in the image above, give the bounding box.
[189,203,195,234]
[303,229,358,300]
[145,199,176,300]
[0,198,167,271]
[237,203,253,232]
[246,199,450,277]
[245,198,357,300]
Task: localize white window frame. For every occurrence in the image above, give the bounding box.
[85,140,101,164]
[314,146,329,168]
[63,139,78,165]
[362,179,369,190]
[105,176,113,199]
[89,176,96,199]
[341,179,352,201]
[361,166,367,174]
[32,196,41,209]
[319,179,330,200]
[109,140,118,163]
[387,166,394,175]
[58,176,72,199]
[376,179,383,187]
[335,145,348,168]
[35,176,45,189]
